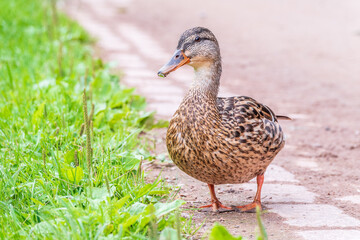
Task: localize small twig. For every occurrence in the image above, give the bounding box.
[79,123,85,136]
[90,120,94,144]
[74,150,79,167]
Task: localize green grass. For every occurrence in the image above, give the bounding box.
[0,0,190,239]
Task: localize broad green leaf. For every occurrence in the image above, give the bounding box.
[136,111,155,128]
[64,149,75,164]
[159,227,180,240]
[122,215,139,229]
[138,204,156,228]
[114,195,131,210]
[127,202,147,215]
[94,102,107,114]
[109,88,135,108]
[122,157,140,171]
[109,112,127,128]
[108,196,131,220]
[138,215,151,229]
[94,111,105,128]
[130,95,146,110]
[209,224,242,240]
[103,224,114,236]
[89,186,115,200]
[66,166,83,184]
[154,200,185,218]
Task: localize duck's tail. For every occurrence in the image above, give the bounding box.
[276,115,292,120]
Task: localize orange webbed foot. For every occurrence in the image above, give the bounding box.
[199,200,232,212]
[200,184,233,212]
[233,201,262,212]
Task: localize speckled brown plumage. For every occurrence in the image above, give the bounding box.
[167,91,284,185]
[158,27,288,211]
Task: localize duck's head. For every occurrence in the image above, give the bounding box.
[158,27,220,77]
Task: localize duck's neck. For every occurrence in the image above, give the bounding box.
[190,59,222,100]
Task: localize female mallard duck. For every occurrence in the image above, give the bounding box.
[158,27,289,212]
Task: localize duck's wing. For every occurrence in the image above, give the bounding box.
[217,96,278,122]
[216,96,285,154]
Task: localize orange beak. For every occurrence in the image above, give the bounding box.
[158,49,190,77]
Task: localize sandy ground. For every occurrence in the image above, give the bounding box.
[65,0,360,239]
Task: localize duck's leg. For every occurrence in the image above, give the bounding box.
[199,184,232,211]
[234,174,264,212]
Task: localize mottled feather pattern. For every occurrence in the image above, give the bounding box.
[166,90,285,185]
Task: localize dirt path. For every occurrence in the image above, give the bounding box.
[65,0,360,239]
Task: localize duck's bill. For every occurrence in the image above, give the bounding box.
[157,50,190,77]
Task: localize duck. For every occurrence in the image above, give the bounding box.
[157,27,289,212]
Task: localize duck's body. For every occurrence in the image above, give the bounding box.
[167,93,284,185]
[158,27,288,211]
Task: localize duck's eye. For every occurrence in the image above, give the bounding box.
[195,36,200,42]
